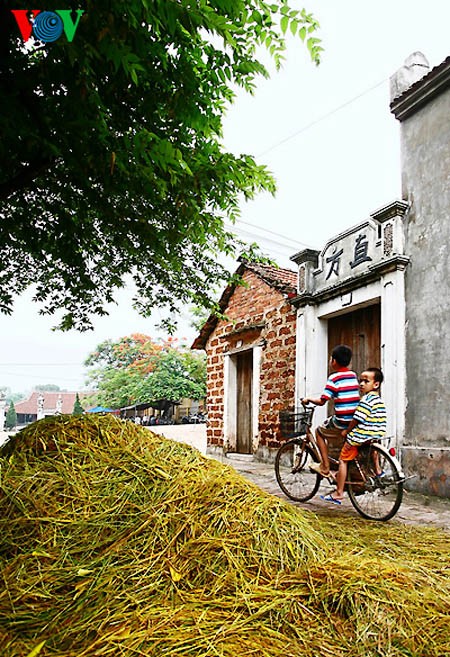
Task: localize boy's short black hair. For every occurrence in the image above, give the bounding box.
[366,367,384,384]
[331,345,352,367]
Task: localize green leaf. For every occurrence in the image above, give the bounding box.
[280,15,289,34]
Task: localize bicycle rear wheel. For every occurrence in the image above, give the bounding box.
[347,444,403,521]
[274,439,320,502]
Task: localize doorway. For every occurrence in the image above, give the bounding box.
[327,304,381,375]
[235,350,253,453]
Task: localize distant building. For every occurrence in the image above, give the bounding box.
[15,391,88,426]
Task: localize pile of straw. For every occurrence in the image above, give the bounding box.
[0,415,448,656]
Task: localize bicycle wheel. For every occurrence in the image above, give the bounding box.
[275,439,321,502]
[347,444,403,521]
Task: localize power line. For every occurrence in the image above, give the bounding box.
[226,83,391,248]
[0,369,85,384]
[0,363,82,367]
[226,223,301,252]
[234,218,312,249]
[257,77,388,157]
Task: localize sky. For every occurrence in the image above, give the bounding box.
[0,0,449,395]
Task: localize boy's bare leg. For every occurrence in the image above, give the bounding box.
[372,450,382,476]
[315,430,330,473]
[334,460,346,499]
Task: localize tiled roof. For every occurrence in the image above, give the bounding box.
[390,55,450,120]
[192,260,297,350]
[245,262,297,291]
[15,391,88,415]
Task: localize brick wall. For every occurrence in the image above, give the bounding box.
[204,270,296,451]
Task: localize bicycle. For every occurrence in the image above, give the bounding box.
[274,404,405,521]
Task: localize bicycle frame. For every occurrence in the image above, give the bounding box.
[275,406,405,520]
[292,409,405,488]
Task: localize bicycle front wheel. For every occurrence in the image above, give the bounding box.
[275,439,320,502]
[347,444,403,521]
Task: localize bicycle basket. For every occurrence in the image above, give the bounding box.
[279,410,311,438]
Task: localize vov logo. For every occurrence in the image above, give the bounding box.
[11,9,85,43]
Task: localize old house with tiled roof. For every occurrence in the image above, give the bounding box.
[192,260,297,458]
[15,391,87,426]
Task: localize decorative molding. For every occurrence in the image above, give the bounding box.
[383,223,394,256]
[291,255,410,308]
[290,248,320,266]
[370,199,409,223]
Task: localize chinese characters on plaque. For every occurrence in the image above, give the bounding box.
[326,234,372,280]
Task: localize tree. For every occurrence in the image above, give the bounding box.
[0,387,25,404]
[5,401,17,430]
[34,384,63,392]
[85,334,206,408]
[72,393,84,416]
[0,1,321,330]
[138,349,207,404]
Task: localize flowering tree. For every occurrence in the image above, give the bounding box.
[84,334,206,408]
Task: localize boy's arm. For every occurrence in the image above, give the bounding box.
[341,418,358,437]
[301,396,326,406]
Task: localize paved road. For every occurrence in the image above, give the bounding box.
[148,425,450,530]
[220,453,450,530]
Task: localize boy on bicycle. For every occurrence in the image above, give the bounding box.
[321,367,387,505]
[302,344,359,478]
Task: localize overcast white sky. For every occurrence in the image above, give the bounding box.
[1,0,449,394]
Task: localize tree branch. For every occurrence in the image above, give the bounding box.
[0,157,54,201]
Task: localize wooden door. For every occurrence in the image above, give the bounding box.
[236,350,253,454]
[327,304,381,376]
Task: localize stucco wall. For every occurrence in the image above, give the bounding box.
[204,270,296,453]
[401,90,450,448]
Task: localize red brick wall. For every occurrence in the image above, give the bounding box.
[204,270,296,450]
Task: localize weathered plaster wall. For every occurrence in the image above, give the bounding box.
[204,270,296,454]
[400,83,450,496]
[401,90,450,446]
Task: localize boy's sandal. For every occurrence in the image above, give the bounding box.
[320,493,342,506]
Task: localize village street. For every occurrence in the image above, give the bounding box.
[150,424,450,531]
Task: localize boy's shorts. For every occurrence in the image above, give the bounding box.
[317,416,343,440]
[316,416,345,457]
[339,441,359,461]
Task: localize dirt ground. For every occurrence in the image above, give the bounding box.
[148,425,450,530]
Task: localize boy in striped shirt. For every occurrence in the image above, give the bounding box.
[322,367,387,505]
[302,344,360,477]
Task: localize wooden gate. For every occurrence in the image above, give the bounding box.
[327,304,381,376]
[236,350,253,454]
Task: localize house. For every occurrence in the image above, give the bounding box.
[192,260,297,459]
[290,53,450,497]
[15,391,87,426]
